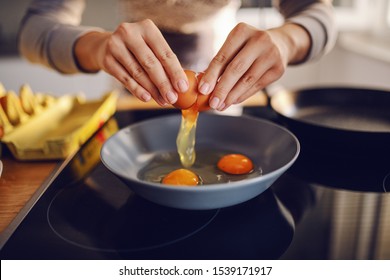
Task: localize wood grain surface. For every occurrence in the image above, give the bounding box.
[0,156,58,234]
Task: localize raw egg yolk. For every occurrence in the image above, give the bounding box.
[162,168,200,186]
[217,154,254,175]
[173,70,210,111]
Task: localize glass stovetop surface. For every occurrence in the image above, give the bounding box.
[1,108,389,260]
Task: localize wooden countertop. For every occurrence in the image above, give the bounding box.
[0,91,268,235]
[0,156,59,234]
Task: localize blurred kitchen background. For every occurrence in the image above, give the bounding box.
[1,0,389,99]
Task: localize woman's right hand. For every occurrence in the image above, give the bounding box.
[74,19,189,106]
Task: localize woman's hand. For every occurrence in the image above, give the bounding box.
[74,19,189,106]
[199,22,311,111]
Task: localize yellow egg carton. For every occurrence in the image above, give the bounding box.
[0,82,118,160]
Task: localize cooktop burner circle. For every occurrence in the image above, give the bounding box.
[47,184,219,253]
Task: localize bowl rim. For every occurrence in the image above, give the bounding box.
[100,113,300,191]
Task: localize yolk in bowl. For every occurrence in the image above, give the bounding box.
[217,154,254,175]
[162,168,200,186]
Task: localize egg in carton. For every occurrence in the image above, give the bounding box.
[0,83,57,137]
[0,83,117,160]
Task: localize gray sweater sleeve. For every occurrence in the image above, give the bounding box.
[275,0,337,62]
[18,0,336,74]
[18,0,103,74]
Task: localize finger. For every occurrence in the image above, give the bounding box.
[222,55,275,106]
[107,36,162,101]
[209,43,262,110]
[232,87,260,106]
[235,66,284,105]
[126,37,177,104]
[105,56,150,102]
[211,28,284,109]
[121,20,183,104]
[140,20,188,93]
[104,55,168,106]
[199,23,253,96]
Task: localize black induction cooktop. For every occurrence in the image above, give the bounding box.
[1,107,389,260]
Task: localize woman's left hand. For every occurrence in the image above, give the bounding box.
[198,22,310,111]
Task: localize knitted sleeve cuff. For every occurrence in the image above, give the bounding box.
[285,2,337,63]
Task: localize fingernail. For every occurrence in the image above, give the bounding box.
[158,95,168,106]
[218,102,227,111]
[209,97,220,109]
[199,82,210,95]
[178,79,189,93]
[166,91,178,104]
[141,93,151,102]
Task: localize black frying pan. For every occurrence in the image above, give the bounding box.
[268,87,390,157]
